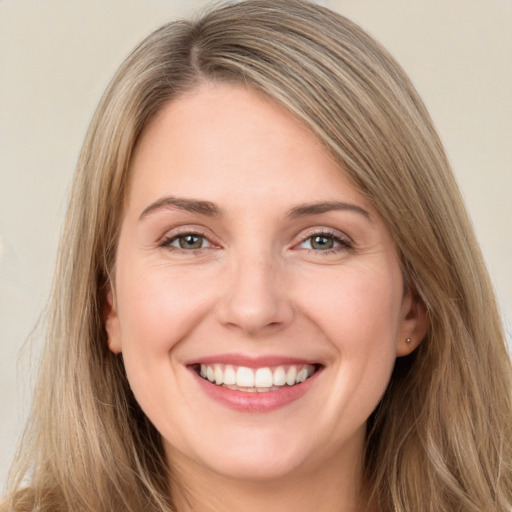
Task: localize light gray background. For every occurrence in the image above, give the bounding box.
[1,0,511,487]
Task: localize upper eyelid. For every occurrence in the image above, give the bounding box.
[159,225,216,241]
[295,227,353,243]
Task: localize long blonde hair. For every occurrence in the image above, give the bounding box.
[4,1,511,511]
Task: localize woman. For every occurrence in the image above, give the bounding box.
[3,1,511,511]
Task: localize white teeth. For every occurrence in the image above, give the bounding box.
[296,368,308,383]
[286,366,297,386]
[255,368,273,388]
[197,363,317,390]
[236,366,255,387]
[273,366,286,386]
[214,365,224,385]
[223,365,236,385]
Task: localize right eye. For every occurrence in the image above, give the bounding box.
[161,233,212,250]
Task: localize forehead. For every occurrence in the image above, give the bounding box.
[126,82,372,217]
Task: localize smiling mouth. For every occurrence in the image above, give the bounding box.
[192,363,320,392]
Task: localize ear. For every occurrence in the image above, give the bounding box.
[104,286,122,354]
[396,288,428,357]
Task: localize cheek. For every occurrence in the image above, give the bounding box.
[295,262,402,412]
[298,261,403,348]
[113,261,221,428]
[115,260,219,356]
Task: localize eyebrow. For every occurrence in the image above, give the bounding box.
[139,196,371,222]
[139,196,221,220]
[288,201,372,221]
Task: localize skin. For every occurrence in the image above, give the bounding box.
[105,82,427,512]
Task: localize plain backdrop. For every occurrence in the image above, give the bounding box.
[1,0,511,487]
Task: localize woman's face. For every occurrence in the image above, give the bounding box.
[106,83,425,483]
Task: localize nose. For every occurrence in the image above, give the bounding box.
[216,250,294,337]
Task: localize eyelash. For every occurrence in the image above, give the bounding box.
[160,231,213,252]
[160,229,352,255]
[296,230,353,254]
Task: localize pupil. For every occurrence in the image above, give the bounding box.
[180,235,202,249]
[312,235,333,250]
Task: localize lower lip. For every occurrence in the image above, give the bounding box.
[190,368,321,413]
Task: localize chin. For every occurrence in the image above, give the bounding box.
[166,426,317,483]
[205,452,310,483]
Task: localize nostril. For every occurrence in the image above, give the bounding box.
[215,274,294,335]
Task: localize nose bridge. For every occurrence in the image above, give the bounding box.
[217,240,293,335]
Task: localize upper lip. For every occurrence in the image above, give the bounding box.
[185,353,321,368]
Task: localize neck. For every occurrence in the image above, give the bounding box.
[168,443,366,512]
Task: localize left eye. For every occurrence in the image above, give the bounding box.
[164,234,211,250]
[299,233,344,251]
